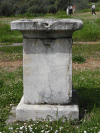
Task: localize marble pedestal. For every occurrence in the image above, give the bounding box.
[11,19,83,121]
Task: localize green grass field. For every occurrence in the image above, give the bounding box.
[0,7,100,133]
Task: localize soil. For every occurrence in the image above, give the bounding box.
[73,41,100,44]
[73,58,100,70]
[0,59,23,71]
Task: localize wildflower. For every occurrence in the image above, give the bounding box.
[20,126,24,130]
[41,130,44,132]
[45,131,49,133]
[16,128,19,130]
[84,131,87,133]
[28,125,31,128]
[45,125,48,127]
[19,131,23,133]
[55,130,58,133]
[59,127,63,130]
[50,127,52,130]
[8,127,13,130]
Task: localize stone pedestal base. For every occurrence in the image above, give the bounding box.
[16,90,79,121]
[11,19,83,122]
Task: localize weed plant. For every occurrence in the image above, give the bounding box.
[72,55,86,63]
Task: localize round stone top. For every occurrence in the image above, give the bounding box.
[11,19,83,31]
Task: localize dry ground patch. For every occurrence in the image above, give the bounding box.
[0,58,100,72]
[73,58,100,70]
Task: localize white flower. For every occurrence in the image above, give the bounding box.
[50,127,52,130]
[59,127,63,130]
[45,131,49,133]
[55,130,58,133]
[20,126,24,130]
[16,128,19,130]
[8,127,13,130]
[45,125,48,127]
[19,131,23,133]
[41,130,44,132]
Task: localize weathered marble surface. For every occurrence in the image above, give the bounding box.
[23,38,72,104]
[16,96,79,121]
[11,19,83,38]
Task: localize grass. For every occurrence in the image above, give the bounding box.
[73,18,100,42]
[73,69,100,112]
[0,66,23,131]
[0,46,23,61]
[72,43,100,60]
[0,22,22,43]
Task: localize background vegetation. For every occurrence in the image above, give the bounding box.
[0,0,99,17]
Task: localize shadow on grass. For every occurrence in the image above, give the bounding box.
[74,86,100,120]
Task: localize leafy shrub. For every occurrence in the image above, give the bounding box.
[28,0,47,16]
[0,0,14,16]
[72,0,89,10]
[55,0,70,11]
[48,5,57,14]
[72,55,86,63]
[14,1,28,15]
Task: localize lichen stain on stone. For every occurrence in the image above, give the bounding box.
[24,55,32,64]
[24,66,31,77]
[32,22,38,28]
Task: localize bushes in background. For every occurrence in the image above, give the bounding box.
[0,0,94,17]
